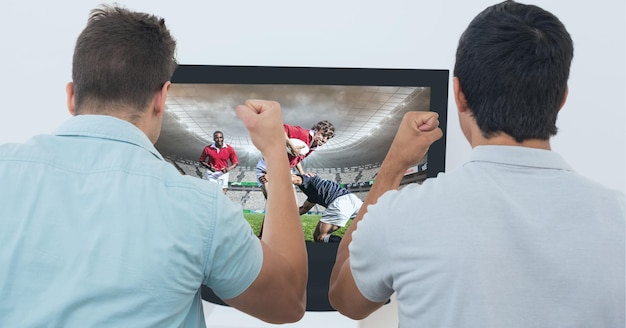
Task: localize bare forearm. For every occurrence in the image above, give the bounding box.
[327,165,403,317]
[231,99,308,322]
[329,160,408,317]
[329,111,443,318]
[299,201,315,215]
[262,148,307,285]
[296,163,304,175]
[225,163,238,172]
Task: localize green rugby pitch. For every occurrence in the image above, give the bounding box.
[244,212,352,242]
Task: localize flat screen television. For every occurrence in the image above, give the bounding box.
[155,64,449,311]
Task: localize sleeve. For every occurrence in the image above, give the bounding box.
[349,190,397,302]
[284,124,307,140]
[199,147,207,162]
[202,196,263,300]
[283,124,292,136]
[228,146,238,165]
[300,174,310,186]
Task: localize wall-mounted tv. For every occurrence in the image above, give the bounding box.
[155,65,449,311]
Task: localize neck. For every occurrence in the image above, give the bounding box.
[472,133,551,150]
[463,118,551,150]
[81,107,157,144]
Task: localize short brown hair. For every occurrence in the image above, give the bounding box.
[312,120,335,139]
[72,5,177,116]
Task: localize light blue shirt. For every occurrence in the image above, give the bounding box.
[351,146,625,328]
[0,115,263,327]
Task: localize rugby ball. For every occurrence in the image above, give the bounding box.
[287,138,310,156]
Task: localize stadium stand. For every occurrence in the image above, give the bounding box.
[245,191,266,212]
[235,169,245,182]
[160,155,433,214]
[360,167,379,182]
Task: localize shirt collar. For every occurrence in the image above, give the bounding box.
[308,130,317,149]
[53,115,164,161]
[210,142,226,149]
[466,145,572,171]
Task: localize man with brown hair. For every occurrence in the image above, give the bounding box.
[0,5,307,327]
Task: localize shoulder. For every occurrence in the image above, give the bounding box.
[309,174,322,182]
[284,124,307,135]
[363,172,460,224]
[566,173,626,212]
[0,136,53,166]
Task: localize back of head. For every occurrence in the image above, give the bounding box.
[454,0,573,142]
[72,5,177,118]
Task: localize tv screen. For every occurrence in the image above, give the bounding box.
[155,65,448,311]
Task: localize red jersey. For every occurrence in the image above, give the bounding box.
[284,124,315,168]
[199,143,238,171]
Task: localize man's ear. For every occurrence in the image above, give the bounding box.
[453,77,469,114]
[66,82,76,116]
[559,86,568,111]
[153,81,171,117]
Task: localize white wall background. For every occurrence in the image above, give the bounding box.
[1,1,624,327]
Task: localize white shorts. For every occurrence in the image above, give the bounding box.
[320,193,363,227]
[205,171,229,189]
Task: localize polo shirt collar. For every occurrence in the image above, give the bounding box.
[210,142,226,149]
[467,145,573,171]
[53,114,164,161]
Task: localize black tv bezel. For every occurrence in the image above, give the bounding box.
[169,64,449,311]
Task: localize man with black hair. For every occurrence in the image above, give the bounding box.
[292,174,362,243]
[329,1,625,327]
[199,130,238,194]
[0,5,307,327]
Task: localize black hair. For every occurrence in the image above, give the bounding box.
[454,0,573,142]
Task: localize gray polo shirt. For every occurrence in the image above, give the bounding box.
[351,145,625,328]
